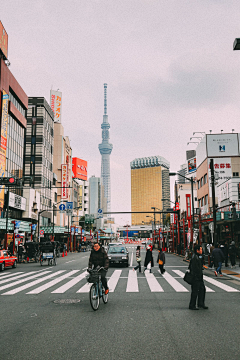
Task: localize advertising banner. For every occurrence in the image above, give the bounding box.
[0,21,8,59]
[0,90,9,208]
[50,90,62,123]
[79,185,83,210]
[188,157,196,173]
[72,157,88,180]
[61,164,68,199]
[207,158,232,187]
[207,134,238,157]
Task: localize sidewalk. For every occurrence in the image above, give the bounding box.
[173,252,240,281]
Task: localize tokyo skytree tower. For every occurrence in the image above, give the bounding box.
[98,84,113,216]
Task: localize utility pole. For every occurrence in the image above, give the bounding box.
[210,159,217,246]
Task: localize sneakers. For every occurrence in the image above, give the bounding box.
[189,306,199,310]
[105,289,109,295]
[198,305,208,310]
[219,274,223,277]
[214,271,217,277]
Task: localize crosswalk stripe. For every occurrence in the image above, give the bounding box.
[0,271,51,292]
[203,275,240,292]
[130,252,133,267]
[145,271,164,292]
[108,270,122,292]
[126,270,138,292]
[0,271,23,278]
[0,271,40,285]
[161,271,189,292]
[172,270,214,292]
[52,271,87,293]
[2,271,66,295]
[77,282,91,293]
[26,270,79,294]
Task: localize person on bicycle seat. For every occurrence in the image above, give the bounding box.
[88,242,109,295]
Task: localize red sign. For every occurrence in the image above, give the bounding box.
[72,158,88,181]
[61,164,68,199]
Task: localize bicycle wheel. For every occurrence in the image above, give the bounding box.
[89,284,99,311]
[102,285,108,304]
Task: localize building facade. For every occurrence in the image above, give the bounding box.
[131,156,170,226]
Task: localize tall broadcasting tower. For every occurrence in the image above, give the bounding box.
[98,84,113,216]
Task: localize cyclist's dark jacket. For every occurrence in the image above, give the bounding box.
[88,247,109,270]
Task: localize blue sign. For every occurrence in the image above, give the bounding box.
[15,221,21,229]
[32,224,37,231]
[59,204,66,211]
[66,202,73,210]
[82,230,85,235]
[219,145,225,152]
[98,208,103,218]
[75,228,79,234]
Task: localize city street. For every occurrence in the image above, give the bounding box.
[1,246,240,360]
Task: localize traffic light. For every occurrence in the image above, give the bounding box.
[0,177,22,186]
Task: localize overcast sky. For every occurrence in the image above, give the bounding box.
[2,1,240,225]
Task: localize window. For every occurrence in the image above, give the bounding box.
[201,177,203,187]
[204,174,207,184]
[233,172,239,177]
[202,197,204,206]
[205,194,208,205]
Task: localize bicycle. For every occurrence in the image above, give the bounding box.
[87,267,108,311]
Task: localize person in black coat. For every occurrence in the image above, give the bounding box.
[212,244,225,276]
[228,241,236,268]
[189,245,208,310]
[143,246,154,273]
[157,248,166,274]
[88,242,109,294]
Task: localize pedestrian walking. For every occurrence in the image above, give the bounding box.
[212,244,225,277]
[189,244,208,310]
[223,241,229,267]
[133,245,141,273]
[228,241,236,268]
[157,248,165,274]
[143,245,154,273]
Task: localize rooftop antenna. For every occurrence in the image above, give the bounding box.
[232,129,235,132]
[104,83,107,115]
[209,130,212,134]
[221,130,223,133]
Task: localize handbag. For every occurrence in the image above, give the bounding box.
[137,257,141,262]
[158,259,163,265]
[183,271,194,285]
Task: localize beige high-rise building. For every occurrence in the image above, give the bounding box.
[131,156,170,226]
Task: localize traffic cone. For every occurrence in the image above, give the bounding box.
[27,257,29,262]
[65,251,67,256]
[62,252,64,257]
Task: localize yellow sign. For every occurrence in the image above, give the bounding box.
[79,185,83,211]
[0,90,9,208]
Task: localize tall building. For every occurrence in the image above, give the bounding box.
[131,156,170,226]
[89,175,106,229]
[25,97,54,226]
[98,84,113,216]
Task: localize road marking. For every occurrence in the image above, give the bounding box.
[172,270,215,293]
[108,270,122,292]
[162,271,188,292]
[0,271,51,292]
[64,260,76,264]
[52,271,87,293]
[203,275,240,292]
[126,270,138,292]
[145,271,164,292]
[0,272,29,284]
[26,270,79,294]
[2,271,66,295]
[130,252,133,267]
[77,282,91,293]
[0,271,23,278]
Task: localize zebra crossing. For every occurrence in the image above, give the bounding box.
[0,268,239,295]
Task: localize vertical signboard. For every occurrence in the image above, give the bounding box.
[50,90,62,123]
[79,185,83,210]
[0,21,8,59]
[186,194,191,220]
[61,164,68,199]
[0,90,9,208]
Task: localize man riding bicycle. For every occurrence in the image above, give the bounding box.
[88,242,109,295]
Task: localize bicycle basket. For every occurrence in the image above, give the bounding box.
[86,272,99,283]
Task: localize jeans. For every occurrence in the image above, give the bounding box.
[134,261,141,272]
[216,262,222,274]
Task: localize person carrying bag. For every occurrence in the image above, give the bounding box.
[157,248,166,274]
[133,245,141,273]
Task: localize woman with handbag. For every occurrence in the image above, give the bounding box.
[157,248,165,274]
[143,245,154,273]
[133,245,141,273]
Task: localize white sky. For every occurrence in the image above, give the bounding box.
[2,1,240,225]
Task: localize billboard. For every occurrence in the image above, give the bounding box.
[0,21,8,59]
[0,90,9,208]
[188,157,196,173]
[208,158,232,190]
[61,164,68,199]
[72,158,88,181]
[207,134,238,157]
[50,90,62,123]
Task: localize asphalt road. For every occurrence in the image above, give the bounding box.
[1,246,240,360]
